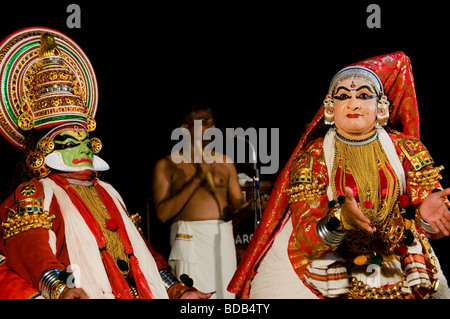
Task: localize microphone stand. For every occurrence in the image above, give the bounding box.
[233,134,262,231]
[252,161,262,231]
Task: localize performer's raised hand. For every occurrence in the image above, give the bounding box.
[419,187,450,236]
[340,186,376,234]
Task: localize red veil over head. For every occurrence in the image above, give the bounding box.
[228,51,420,297]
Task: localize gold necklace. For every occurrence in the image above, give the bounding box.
[71,184,130,277]
[332,137,399,226]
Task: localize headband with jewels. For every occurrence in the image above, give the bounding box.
[0,27,98,150]
[328,65,384,96]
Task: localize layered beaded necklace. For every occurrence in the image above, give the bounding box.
[332,129,399,227]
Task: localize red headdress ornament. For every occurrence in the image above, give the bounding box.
[349,51,419,138]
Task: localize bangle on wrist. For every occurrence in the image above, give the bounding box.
[317,196,350,246]
[416,206,438,234]
[51,281,68,299]
[39,269,68,299]
[419,218,438,234]
[317,215,348,246]
[159,269,179,290]
[168,282,198,299]
[159,269,197,299]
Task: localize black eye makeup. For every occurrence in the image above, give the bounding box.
[334,93,351,100]
[53,135,90,150]
[356,92,377,100]
[333,85,377,101]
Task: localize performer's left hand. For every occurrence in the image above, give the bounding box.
[419,187,450,236]
[181,290,214,299]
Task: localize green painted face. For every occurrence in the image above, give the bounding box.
[53,129,93,168]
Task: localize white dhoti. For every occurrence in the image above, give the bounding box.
[250,217,318,299]
[168,220,236,299]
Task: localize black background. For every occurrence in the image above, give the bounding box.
[1,1,450,286]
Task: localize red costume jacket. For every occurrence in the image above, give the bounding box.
[0,174,167,299]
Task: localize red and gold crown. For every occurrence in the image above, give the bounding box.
[0,27,98,149]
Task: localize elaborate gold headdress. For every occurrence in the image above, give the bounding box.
[0,27,98,149]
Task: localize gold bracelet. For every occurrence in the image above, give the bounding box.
[50,281,67,299]
[167,282,197,299]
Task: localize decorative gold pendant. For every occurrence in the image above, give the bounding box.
[17,111,35,131]
[86,114,96,132]
[39,136,55,154]
[90,137,102,154]
[24,149,51,178]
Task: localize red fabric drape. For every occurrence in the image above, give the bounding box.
[49,174,153,299]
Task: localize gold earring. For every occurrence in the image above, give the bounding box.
[24,149,51,178]
[377,95,390,126]
[90,137,102,154]
[323,94,335,125]
[38,137,55,154]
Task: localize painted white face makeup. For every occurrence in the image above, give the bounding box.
[333,77,378,138]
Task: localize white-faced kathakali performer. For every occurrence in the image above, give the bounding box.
[0,27,211,299]
[228,51,450,299]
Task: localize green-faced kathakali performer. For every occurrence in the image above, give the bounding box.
[0,27,211,299]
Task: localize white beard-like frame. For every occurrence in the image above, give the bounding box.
[45,151,110,172]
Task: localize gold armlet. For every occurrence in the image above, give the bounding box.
[1,208,55,239]
[2,182,55,239]
[283,181,327,204]
[399,137,434,171]
[408,165,444,187]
